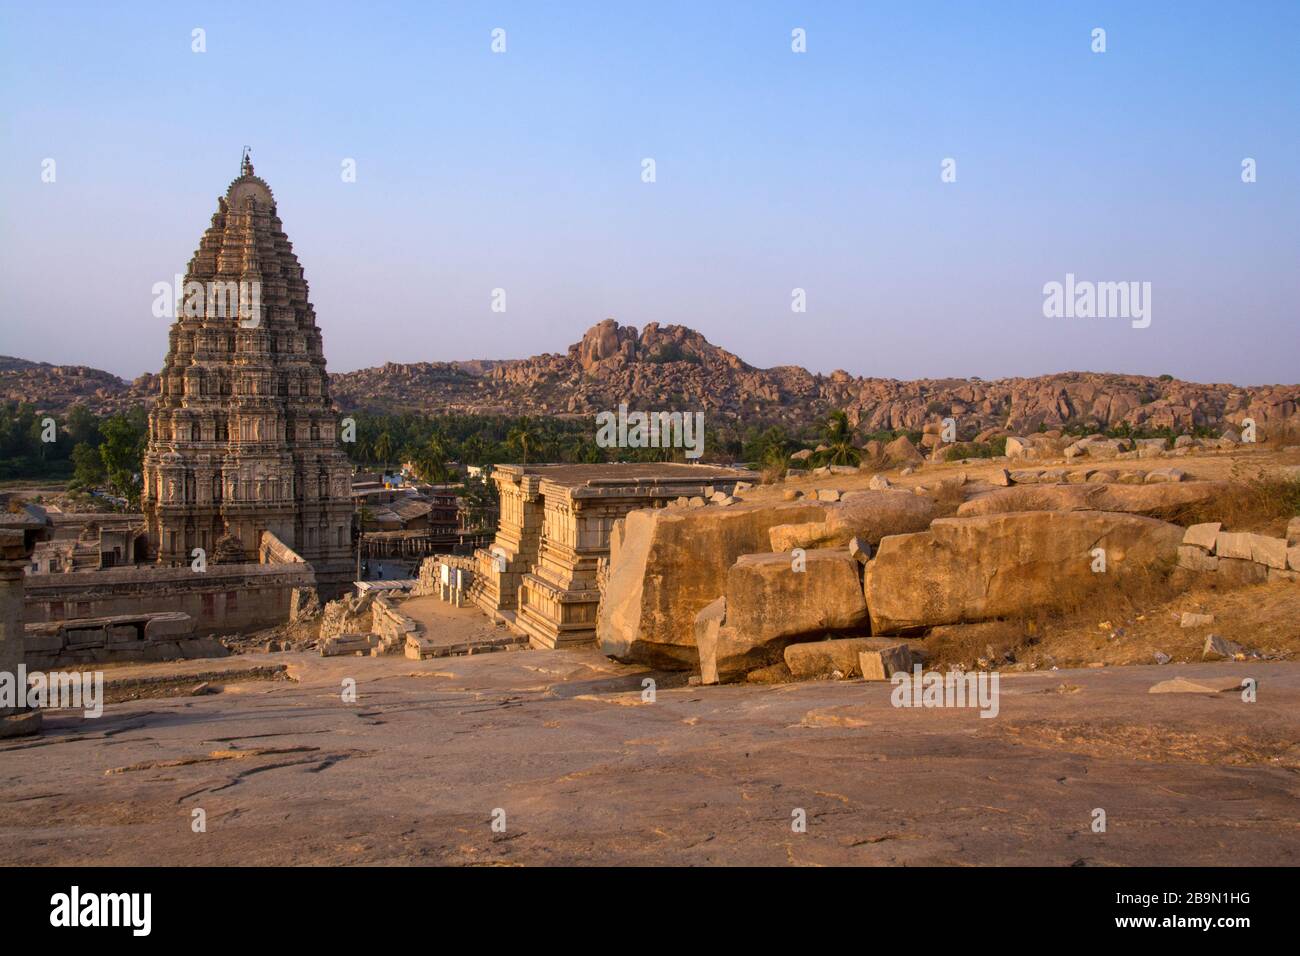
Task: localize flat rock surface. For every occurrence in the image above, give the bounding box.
[1,649,1296,866]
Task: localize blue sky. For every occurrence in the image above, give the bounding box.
[1,1,1296,384]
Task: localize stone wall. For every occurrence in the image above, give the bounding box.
[1176,522,1299,584]
[2,505,51,738]
[23,560,315,635]
[413,554,475,596]
[23,611,226,669]
[370,596,419,654]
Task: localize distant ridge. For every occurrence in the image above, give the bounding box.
[4,319,1297,434]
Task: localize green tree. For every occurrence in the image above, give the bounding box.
[818,410,860,467]
[506,417,542,464]
[373,431,395,468]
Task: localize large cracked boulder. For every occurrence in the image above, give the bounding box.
[957,481,1233,520]
[768,489,939,552]
[598,499,826,667]
[698,549,868,683]
[864,511,1184,634]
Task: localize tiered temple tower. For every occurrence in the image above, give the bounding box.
[142,153,354,594]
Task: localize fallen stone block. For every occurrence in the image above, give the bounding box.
[768,489,937,552]
[745,661,793,684]
[858,643,915,681]
[1149,676,1252,694]
[1202,634,1245,660]
[694,597,727,685]
[597,498,826,668]
[1214,532,1253,560]
[783,636,909,680]
[1216,557,1268,586]
[1249,535,1289,570]
[1180,612,1214,628]
[864,511,1183,634]
[726,550,868,645]
[320,633,378,657]
[1177,545,1218,572]
[1182,522,1221,551]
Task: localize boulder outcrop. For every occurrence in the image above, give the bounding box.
[863,511,1184,633]
[697,549,868,683]
[597,499,825,667]
[767,489,940,552]
[957,480,1233,520]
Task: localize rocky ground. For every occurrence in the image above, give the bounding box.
[1,646,1295,866]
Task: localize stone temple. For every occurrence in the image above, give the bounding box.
[142,153,353,596]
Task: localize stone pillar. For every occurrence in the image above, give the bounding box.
[0,505,52,738]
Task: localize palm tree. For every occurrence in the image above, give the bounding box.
[461,433,488,466]
[564,434,603,464]
[506,417,542,464]
[819,410,860,467]
[373,431,394,468]
[413,435,452,482]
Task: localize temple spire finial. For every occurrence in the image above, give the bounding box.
[241,146,253,177]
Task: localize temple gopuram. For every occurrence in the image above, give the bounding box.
[142,152,354,596]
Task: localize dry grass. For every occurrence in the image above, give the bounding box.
[920,579,1300,670]
[1165,464,1300,535]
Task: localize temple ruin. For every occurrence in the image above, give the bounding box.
[468,463,756,649]
[142,152,354,597]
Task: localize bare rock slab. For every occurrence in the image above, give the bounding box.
[1149,676,1252,694]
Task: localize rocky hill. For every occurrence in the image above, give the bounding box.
[5,320,1298,435]
[0,357,157,416]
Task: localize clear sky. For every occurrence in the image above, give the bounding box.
[1,1,1296,384]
